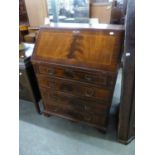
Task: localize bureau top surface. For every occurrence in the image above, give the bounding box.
[43,23,124,31]
[32,24,124,71]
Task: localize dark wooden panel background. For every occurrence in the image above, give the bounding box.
[118,0,135,144]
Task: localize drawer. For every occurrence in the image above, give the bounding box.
[38,65,115,88]
[42,90,109,115]
[40,87,109,126]
[45,102,107,126]
[38,76,111,101]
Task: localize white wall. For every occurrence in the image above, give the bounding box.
[25,0,48,26]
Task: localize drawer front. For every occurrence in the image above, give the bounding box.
[38,76,111,101]
[45,91,109,114]
[47,104,107,126]
[38,65,115,88]
[41,89,108,126]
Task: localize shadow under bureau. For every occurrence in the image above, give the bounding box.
[32,23,124,131]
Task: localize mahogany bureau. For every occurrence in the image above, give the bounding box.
[32,23,124,131]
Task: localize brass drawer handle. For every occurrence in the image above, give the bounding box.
[85,89,94,97]
[19,72,22,76]
[48,69,55,75]
[64,69,74,78]
[61,84,73,92]
[84,75,92,82]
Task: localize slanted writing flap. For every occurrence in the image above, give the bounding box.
[33,26,124,70]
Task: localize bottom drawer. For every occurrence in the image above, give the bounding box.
[46,103,107,126]
[41,88,109,126]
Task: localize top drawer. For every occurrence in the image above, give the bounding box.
[37,65,115,88]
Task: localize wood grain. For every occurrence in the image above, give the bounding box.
[33,27,124,71]
[32,25,124,130]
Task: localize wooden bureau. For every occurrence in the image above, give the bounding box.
[32,23,124,131]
